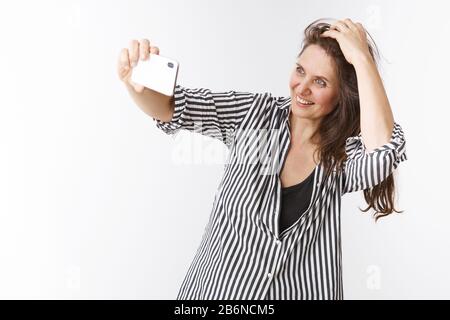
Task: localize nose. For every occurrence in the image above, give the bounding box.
[296,81,312,97]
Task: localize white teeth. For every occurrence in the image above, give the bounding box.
[296,96,314,105]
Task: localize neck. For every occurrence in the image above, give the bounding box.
[288,111,321,148]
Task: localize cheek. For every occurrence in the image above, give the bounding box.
[314,91,337,107]
[289,75,297,88]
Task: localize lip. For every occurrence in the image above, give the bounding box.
[296,101,314,108]
[294,95,315,107]
[295,93,314,103]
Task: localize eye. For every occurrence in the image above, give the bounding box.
[296,66,327,88]
[315,79,327,87]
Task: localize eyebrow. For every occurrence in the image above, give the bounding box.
[296,63,331,83]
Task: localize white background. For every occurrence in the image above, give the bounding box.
[0,0,448,299]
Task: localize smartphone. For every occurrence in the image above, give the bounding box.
[131,53,179,97]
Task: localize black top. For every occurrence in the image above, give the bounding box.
[279,168,315,234]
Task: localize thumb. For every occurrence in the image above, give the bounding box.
[128,79,145,93]
[135,84,145,93]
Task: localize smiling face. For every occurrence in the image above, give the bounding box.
[289,44,340,120]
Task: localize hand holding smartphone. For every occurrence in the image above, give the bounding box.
[117,39,179,97]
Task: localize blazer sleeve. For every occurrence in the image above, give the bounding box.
[342,121,408,194]
[152,84,258,148]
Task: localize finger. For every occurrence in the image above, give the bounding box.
[337,20,350,31]
[140,39,150,61]
[332,21,350,33]
[150,46,160,55]
[134,83,145,93]
[320,29,340,39]
[329,24,338,31]
[119,48,130,70]
[343,18,358,32]
[355,22,366,34]
[117,48,131,80]
[128,79,145,93]
[129,39,139,67]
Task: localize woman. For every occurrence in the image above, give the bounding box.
[117,18,408,300]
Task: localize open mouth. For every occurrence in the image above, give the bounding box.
[296,95,315,106]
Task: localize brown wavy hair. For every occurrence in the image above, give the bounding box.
[298,18,403,221]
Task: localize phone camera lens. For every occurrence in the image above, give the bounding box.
[167,62,174,68]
